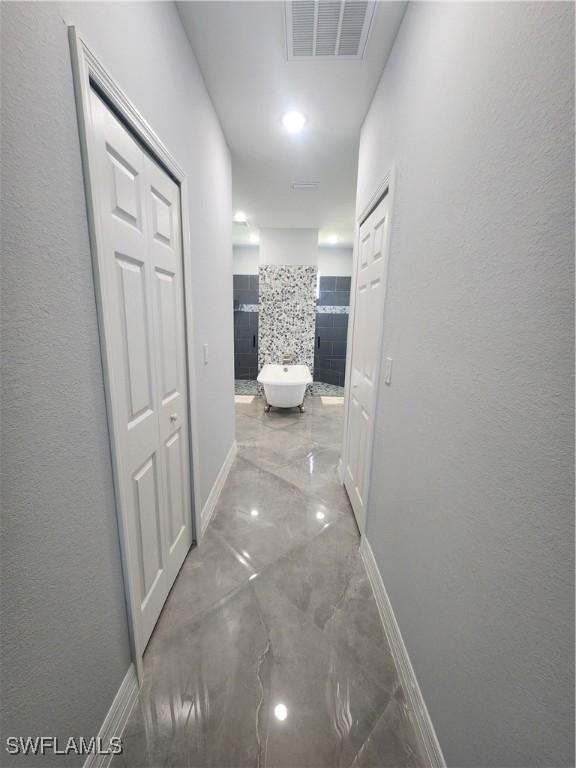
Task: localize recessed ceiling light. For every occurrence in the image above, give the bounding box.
[274,703,288,721]
[327,235,339,245]
[282,111,307,133]
[249,233,259,244]
[233,211,248,224]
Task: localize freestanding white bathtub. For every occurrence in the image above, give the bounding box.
[257,364,312,411]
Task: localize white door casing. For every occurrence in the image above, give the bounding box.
[343,189,391,532]
[89,90,192,651]
[69,28,203,681]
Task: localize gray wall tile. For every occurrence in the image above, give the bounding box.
[233,274,251,290]
[233,278,259,378]
[319,326,347,342]
[333,314,349,328]
[332,291,350,306]
[234,338,251,354]
[319,276,336,291]
[318,291,335,306]
[316,314,334,328]
[315,303,348,385]
[235,289,258,305]
[332,341,347,357]
[336,276,351,292]
[328,358,346,372]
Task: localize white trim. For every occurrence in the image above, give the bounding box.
[341,169,395,535]
[360,536,446,768]
[361,168,396,526]
[201,441,237,535]
[337,457,344,485]
[357,174,391,227]
[83,664,138,768]
[69,30,185,181]
[180,179,204,544]
[68,27,203,680]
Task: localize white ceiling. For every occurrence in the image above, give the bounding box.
[177,1,407,245]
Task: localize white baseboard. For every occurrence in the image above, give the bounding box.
[201,440,237,536]
[360,536,446,768]
[84,664,138,768]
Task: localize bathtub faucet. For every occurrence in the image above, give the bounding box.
[281,352,294,365]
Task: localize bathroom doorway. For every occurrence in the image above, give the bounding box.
[232,239,353,401]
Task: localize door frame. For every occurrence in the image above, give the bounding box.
[68,27,203,681]
[340,169,396,537]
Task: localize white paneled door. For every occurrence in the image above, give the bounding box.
[89,90,192,650]
[344,193,390,531]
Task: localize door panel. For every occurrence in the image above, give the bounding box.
[133,455,163,599]
[165,429,186,551]
[144,156,192,584]
[108,147,142,228]
[89,89,192,652]
[115,255,154,421]
[151,187,173,245]
[155,268,179,401]
[344,194,390,530]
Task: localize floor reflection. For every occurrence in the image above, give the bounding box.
[114,395,426,768]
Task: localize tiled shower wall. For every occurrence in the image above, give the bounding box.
[233,274,259,380]
[258,265,317,375]
[314,276,351,386]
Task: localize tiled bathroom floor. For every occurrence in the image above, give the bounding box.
[114,396,426,768]
[310,381,345,397]
[235,379,259,395]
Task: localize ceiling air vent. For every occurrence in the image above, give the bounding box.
[291,182,320,192]
[285,0,376,60]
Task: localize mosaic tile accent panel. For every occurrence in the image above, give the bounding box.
[316,305,349,314]
[258,265,317,380]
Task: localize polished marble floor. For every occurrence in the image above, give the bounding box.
[115,396,426,768]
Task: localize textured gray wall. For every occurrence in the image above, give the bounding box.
[357,3,574,766]
[1,2,233,764]
[60,0,235,508]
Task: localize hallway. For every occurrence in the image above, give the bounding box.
[115,397,426,768]
[2,3,573,766]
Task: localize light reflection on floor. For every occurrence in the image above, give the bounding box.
[114,395,426,768]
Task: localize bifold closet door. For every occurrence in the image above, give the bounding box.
[89,89,192,650]
[344,193,389,532]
